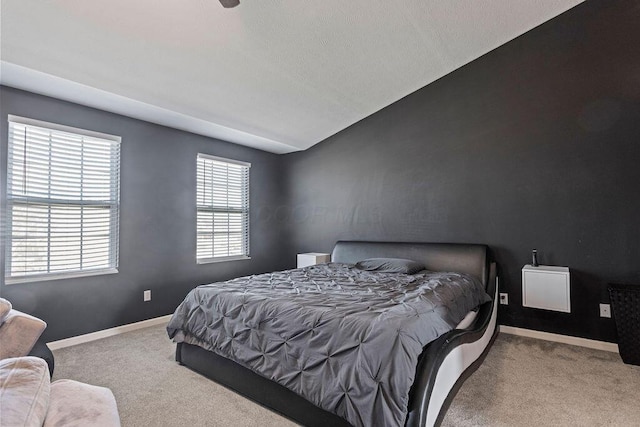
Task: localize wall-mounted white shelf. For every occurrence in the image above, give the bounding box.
[297,252,331,268]
[522,264,571,313]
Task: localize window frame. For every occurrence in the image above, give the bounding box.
[4,115,121,284]
[196,153,251,264]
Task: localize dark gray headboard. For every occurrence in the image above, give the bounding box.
[331,241,490,287]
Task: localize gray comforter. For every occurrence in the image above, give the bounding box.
[167,263,491,427]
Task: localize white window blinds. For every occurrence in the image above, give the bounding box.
[5,116,121,283]
[197,154,250,262]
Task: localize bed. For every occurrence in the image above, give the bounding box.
[167,241,498,426]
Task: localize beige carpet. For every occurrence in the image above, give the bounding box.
[52,325,294,427]
[52,325,640,426]
[441,334,640,427]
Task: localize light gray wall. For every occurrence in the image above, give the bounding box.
[0,86,289,341]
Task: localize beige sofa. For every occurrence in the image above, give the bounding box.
[0,298,120,426]
[1,356,121,426]
[0,298,47,361]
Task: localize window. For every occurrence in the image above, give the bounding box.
[197,154,250,263]
[5,116,121,283]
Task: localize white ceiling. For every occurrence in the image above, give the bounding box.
[1,0,583,154]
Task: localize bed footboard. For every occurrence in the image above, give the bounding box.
[176,340,350,426]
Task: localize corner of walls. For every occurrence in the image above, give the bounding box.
[280,0,640,343]
[0,85,290,341]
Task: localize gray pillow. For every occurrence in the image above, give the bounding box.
[355,258,425,274]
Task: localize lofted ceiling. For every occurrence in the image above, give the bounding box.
[1,0,583,154]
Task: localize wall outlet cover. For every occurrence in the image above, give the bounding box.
[599,303,611,318]
[144,290,151,302]
[499,293,509,305]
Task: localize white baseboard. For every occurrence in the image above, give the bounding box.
[47,314,173,350]
[499,325,619,353]
[46,317,619,353]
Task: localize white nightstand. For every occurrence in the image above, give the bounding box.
[297,252,331,268]
[522,264,571,313]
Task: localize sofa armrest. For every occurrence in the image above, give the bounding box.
[0,310,47,359]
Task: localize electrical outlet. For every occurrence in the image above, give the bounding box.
[599,303,611,318]
[144,290,151,302]
[499,293,509,305]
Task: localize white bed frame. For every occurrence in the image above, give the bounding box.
[425,280,498,426]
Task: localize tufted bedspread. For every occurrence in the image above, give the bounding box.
[167,263,490,426]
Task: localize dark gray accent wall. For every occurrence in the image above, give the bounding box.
[0,86,288,341]
[282,0,640,342]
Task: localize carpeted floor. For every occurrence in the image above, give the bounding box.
[52,325,640,426]
[440,334,640,427]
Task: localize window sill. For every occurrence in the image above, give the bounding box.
[197,255,251,264]
[5,268,119,285]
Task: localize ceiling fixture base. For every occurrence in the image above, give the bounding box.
[219,0,240,8]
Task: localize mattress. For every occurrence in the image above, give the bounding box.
[167,263,490,426]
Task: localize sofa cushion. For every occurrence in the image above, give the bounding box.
[0,356,51,427]
[0,298,11,323]
[0,310,47,359]
[44,379,121,427]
